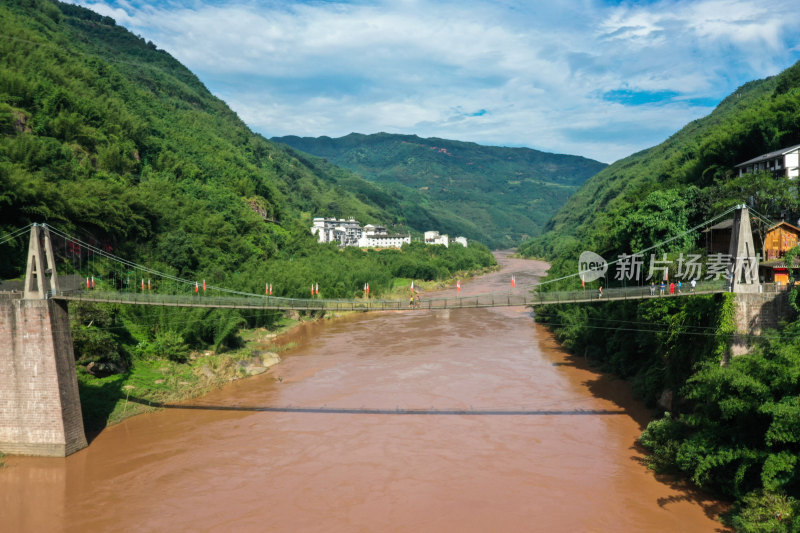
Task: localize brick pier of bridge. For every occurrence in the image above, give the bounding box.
[0,226,87,456]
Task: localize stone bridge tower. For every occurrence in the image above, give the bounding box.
[0,225,87,456]
[727,205,759,293]
[727,206,791,358]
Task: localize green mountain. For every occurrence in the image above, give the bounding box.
[272,133,606,249]
[0,0,495,361]
[520,61,800,261]
[0,0,411,252]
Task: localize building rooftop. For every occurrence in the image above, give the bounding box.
[702,219,733,232]
[767,221,800,233]
[734,143,800,168]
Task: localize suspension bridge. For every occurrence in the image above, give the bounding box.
[0,205,789,458]
[0,204,769,312]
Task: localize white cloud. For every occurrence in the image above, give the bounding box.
[70,0,800,162]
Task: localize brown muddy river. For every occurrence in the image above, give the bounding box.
[1,253,727,532]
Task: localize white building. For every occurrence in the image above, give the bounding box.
[358,224,409,248]
[735,144,800,179]
[311,217,363,247]
[424,231,449,247]
[453,236,468,247]
[363,224,388,236]
[358,233,411,248]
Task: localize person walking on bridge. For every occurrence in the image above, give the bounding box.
[669,282,675,295]
[649,282,655,296]
[659,281,666,295]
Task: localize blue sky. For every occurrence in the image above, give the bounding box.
[70,0,800,163]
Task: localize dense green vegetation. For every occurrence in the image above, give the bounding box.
[519,61,800,260]
[0,1,495,385]
[528,61,800,529]
[273,133,606,249]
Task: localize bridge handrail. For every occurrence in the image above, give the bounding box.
[48,278,741,310]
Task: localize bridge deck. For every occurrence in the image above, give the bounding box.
[49,281,752,311]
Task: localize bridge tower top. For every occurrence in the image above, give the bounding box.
[24,224,59,300]
[728,205,760,293]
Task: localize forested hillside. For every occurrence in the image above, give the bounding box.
[0,0,404,255]
[519,63,800,261]
[273,133,606,249]
[0,0,495,373]
[525,61,800,530]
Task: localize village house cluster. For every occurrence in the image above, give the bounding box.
[311,218,467,249]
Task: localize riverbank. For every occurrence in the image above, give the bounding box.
[76,266,497,433]
[77,315,301,432]
[1,252,730,532]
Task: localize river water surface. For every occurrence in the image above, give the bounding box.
[2,253,727,532]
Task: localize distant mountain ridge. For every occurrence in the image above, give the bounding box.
[273,133,606,248]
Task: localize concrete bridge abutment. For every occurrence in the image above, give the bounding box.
[730,291,792,358]
[0,294,87,457]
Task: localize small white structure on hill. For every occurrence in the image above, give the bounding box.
[424,231,467,248]
[424,231,449,247]
[735,144,800,179]
[311,217,363,247]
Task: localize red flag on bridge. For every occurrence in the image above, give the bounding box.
[511,275,516,288]
[148,279,151,290]
[457,280,461,292]
[269,284,273,296]
[195,281,199,293]
[315,282,319,295]
[86,277,90,289]
[203,280,206,293]
[141,278,145,291]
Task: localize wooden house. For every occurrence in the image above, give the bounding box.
[763,221,800,260]
[760,221,800,283]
